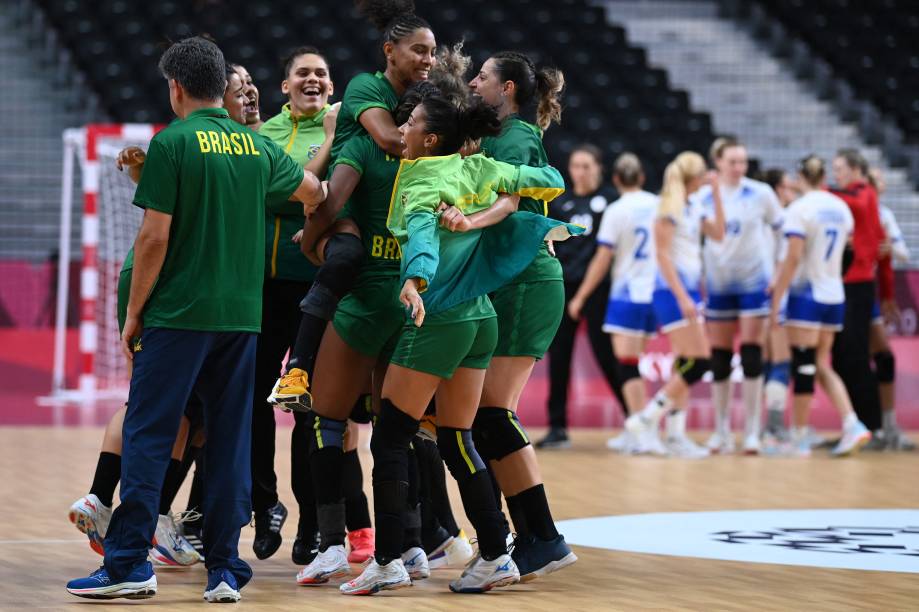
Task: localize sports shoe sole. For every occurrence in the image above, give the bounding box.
[831,432,872,457]
[67,578,157,600]
[297,566,351,586]
[449,574,519,593]
[341,578,412,595]
[204,583,241,603]
[69,508,105,555]
[520,551,578,583]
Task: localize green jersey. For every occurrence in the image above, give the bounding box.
[480,115,561,284]
[329,72,399,165]
[387,153,579,315]
[259,103,329,283]
[132,107,304,332]
[335,133,402,279]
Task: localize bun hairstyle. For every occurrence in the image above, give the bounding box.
[613,152,644,188]
[709,135,741,163]
[423,95,501,155]
[356,0,430,45]
[798,154,825,187]
[491,51,564,131]
[659,151,706,219]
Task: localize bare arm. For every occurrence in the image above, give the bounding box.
[702,174,726,240]
[304,102,340,180]
[359,107,403,157]
[291,169,327,216]
[438,195,521,232]
[769,235,804,325]
[300,164,361,263]
[121,209,172,360]
[568,245,614,320]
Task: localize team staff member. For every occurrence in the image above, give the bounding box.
[829,149,885,433]
[539,144,625,450]
[66,37,326,603]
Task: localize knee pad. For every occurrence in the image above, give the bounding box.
[370,399,420,482]
[740,343,764,379]
[436,426,486,483]
[711,348,733,382]
[874,350,895,384]
[675,356,710,386]
[471,407,531,462]
[349,393,374,424]
[617,356,641,384]
[316,233,364,297]
[791,346,817,395]
[308,410,347,451]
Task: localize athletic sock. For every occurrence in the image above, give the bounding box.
[882,409,896,434]
[742,376,764,439]
[89,451,121,508]
[665,409,687,439]
[311,445,346,549]
[506,493,530,538]
[515,484,559,541]
[286,312,327,374]
[185,455,204,515]
[159,458,184,515]
[641,391,673,424]
[342,450,371,531]
[422,439,460,537]
[843,412,858,431]
[711,380,731,435]
[457,471,508,560]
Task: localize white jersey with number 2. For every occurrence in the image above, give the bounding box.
[596,190,658,303]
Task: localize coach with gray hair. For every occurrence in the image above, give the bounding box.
[66,36,326,602]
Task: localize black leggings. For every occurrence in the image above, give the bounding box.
[832,281,881,431]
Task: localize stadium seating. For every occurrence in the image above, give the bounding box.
[762,0,919,142]
[35,0,717,188]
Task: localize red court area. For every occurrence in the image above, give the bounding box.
[2,328,918,429]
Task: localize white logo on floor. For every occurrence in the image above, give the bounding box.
[557,509,919,574]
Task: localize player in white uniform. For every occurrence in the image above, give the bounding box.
[624,152,725,457]
[769,156,871,457]
[698,137,784,455]
[865,168,915,450]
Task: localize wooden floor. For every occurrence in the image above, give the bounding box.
[1,426,917,611]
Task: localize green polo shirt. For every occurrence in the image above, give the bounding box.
[334,133,401,280]
[480,115,561,284]
[258,103,329,283]
[329,71,399,165]
[132,107,304,332]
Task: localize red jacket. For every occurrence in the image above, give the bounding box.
[829,181,890,295]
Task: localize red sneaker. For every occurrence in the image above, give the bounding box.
[347,527,374,564]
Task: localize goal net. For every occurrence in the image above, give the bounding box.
[50,124,162,401]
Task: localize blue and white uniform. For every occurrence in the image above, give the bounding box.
[697,178,783,319]
[783,190,854,330]
[597,190,658,336]
[652,197,709,332]
[872,205,910,323]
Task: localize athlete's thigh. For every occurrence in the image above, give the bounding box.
[786,325,820,349]
[312,322,376,419]
[669,318,710,358]
[738,315,766,345]
[381,363,441,419]
[869,320,890,353]
[480,355,536,412]
[769,325,791,362]
[706,319,737,348]
[816,328,837,363]
[435,367,488,429]
[613,333,645,358]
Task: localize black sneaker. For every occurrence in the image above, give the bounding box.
[253,500,287,560]
[511,534,578,582]
[292,526,320,565]
[535,428,571,449]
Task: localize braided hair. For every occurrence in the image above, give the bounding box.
[356,0,431,45]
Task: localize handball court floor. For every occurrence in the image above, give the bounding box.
[1,426,916,611]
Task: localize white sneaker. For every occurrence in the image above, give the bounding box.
[666,433,710,459]
[297,544,351,585]
[203,570,241,603]
[68,494,112,556]
[428,531,474,569]
[831,421,872,457]
[705,431,736,455]
[449,553,519,593]
[803,426,827,449]
[790,435,812,458]
[742,433,761,455]
[631,426,669,456]
[400,546,430,580]
[151,512,201,567]
[339,559,411,595]
[606,430,638,453]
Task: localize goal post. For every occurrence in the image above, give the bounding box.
[48,124,163,402]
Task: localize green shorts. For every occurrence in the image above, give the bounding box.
[491,280,565,359]
[117,267,132,333]
[390,310,498,379]
[332,273,404,360]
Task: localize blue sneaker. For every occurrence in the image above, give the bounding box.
[511,534,578,583]
[204,569,241,603]
[66,562,156,599]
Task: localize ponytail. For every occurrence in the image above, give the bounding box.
[421,95,500,155]
[491,51,565,131]
[659,152,706,220]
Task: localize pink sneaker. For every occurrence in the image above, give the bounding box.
[347,528,374,564]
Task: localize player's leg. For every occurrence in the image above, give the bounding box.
[538,282,578,449]
[608,332,653,454]
[343,420,375,563]
[815,322,871,457]
[584,279,627,414]
[763,322,792,449]
[738,314,767,454]
[290,410,319,564]
[706,317,737,454]
[870,317,912,449]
